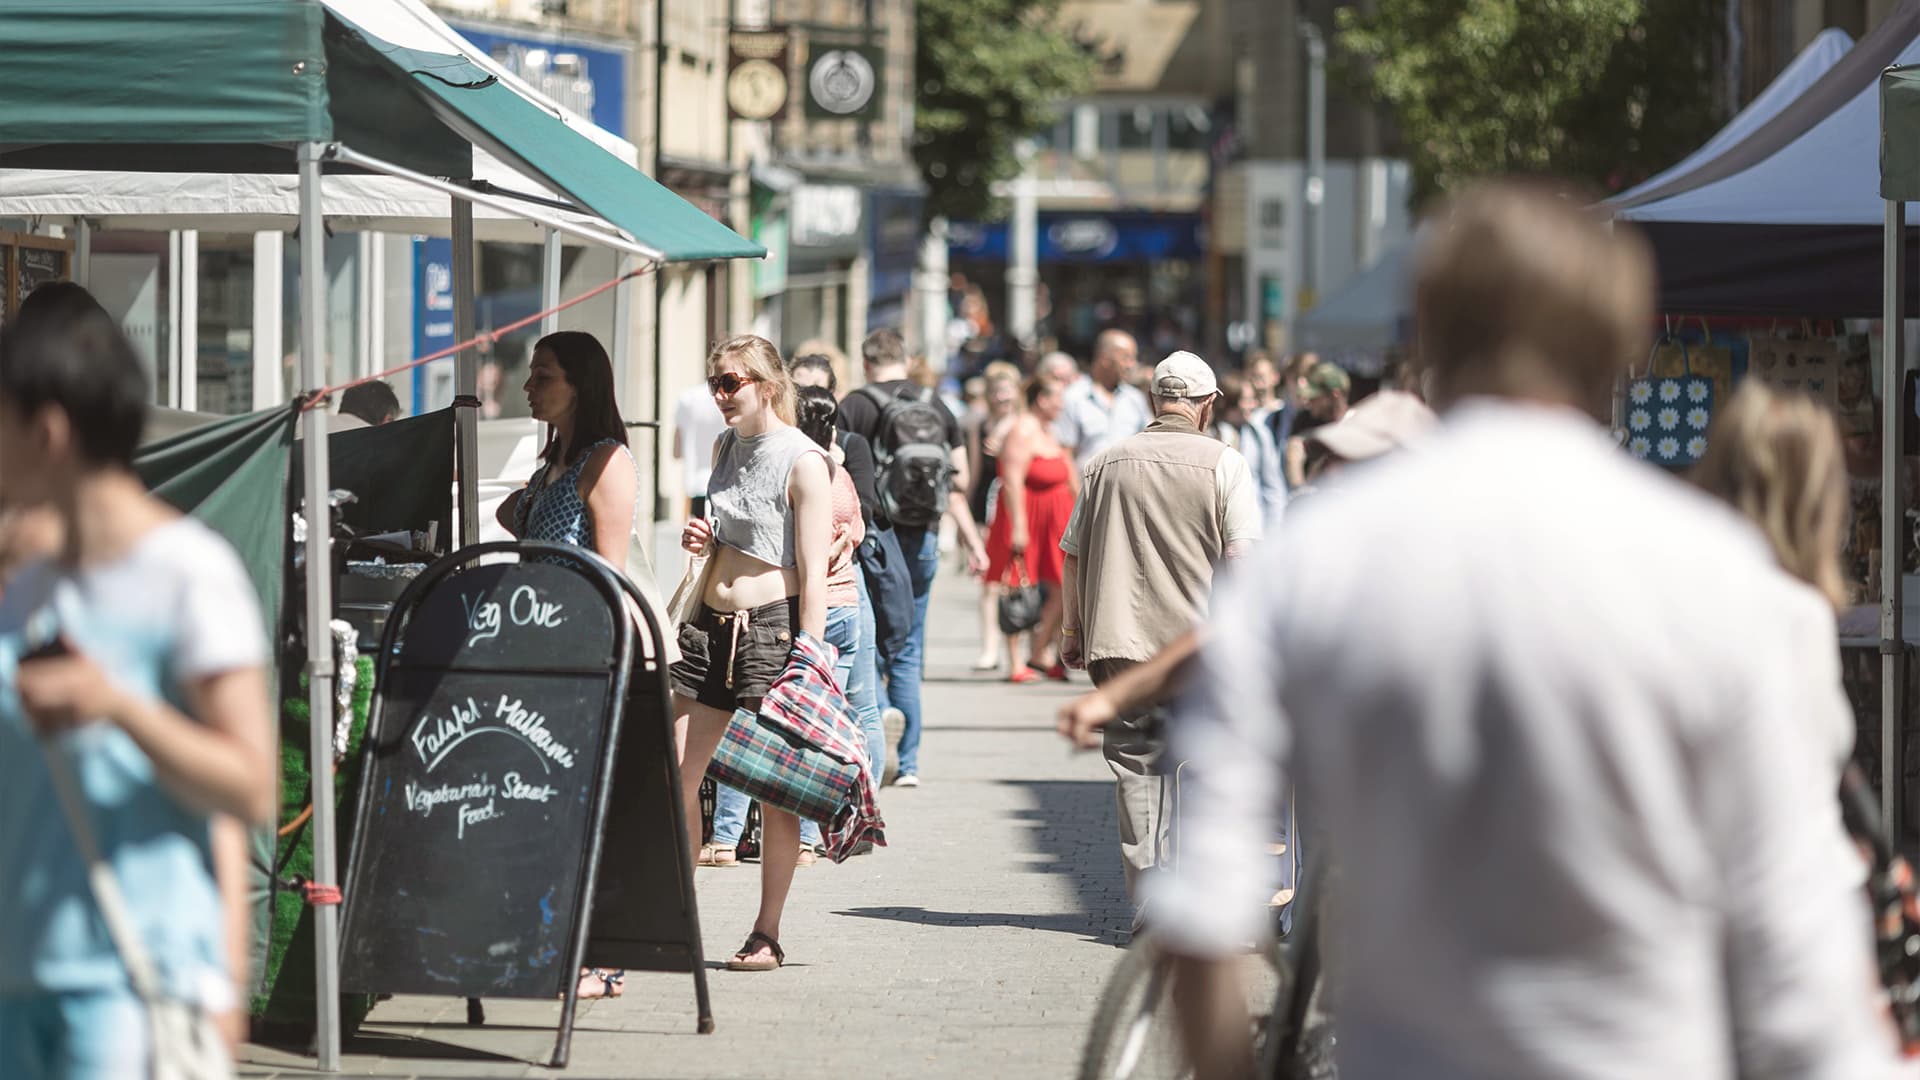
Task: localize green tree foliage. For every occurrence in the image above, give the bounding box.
[914,0,1095,223]
[1337,0,1724,203]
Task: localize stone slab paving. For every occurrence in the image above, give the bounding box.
[242,566,1131,1079]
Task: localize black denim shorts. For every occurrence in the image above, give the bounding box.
[669,597,799,712]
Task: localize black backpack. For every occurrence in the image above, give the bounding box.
[859,383,954,529]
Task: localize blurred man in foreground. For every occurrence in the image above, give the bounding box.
[1153,180,1904,1079]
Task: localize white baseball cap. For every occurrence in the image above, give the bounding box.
[1152,351,1218,399]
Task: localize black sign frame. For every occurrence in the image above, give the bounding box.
[337,541,709,1067]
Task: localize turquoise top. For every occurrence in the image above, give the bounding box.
[0,518,266,1006]
[515,439,633,551]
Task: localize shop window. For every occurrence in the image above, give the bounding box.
[195,235,255,416]
[1167,105,1213,152]
[1116,105,1157,150]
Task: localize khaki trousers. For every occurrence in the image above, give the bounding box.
[1091,658,1171,901]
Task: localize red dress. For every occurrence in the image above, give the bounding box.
[985,452,1075,587]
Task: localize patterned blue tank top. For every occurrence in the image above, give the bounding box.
[515,438,633,551]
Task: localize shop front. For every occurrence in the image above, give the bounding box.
[948,210,1206,370]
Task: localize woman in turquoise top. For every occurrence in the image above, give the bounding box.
[496,331,639,1001]
[0,283,276,1076]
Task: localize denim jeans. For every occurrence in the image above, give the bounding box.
[853,573,887,775]
[711,600,878,851]
[876,525,941,777]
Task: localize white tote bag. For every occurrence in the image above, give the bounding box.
[42,742,233,1080]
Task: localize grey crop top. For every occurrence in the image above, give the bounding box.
[706,425,825,568]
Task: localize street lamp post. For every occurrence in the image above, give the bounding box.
[1300,18,1326,313]
[1007,138,1040,350]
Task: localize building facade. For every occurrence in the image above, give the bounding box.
[1737,0,1902,101]
[937,0,1410,374]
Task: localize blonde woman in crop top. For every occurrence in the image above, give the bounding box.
[671,334,832,972]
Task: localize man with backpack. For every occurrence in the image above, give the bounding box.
[837,329,988,788]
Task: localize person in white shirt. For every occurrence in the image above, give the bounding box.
[1058,330,1150,465]
[672,380,728,519]
[1152,179,1904,1080]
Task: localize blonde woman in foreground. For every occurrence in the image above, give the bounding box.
[1690,381,1863,883]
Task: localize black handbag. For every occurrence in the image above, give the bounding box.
[996,557,1043,635]
[857,526,915,660]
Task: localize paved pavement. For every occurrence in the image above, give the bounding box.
[242,564,1131,1079]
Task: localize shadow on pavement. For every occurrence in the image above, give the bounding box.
[835,779,1132,945]
[998,778,1129,921]
[344,1029,526,1064]
[833,906,1125,946]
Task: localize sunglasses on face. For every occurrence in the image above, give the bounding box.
[707,372,758,396]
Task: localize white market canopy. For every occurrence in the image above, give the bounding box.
[1609,6,1920,315]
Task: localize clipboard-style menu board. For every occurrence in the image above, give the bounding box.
[0,231,74,323]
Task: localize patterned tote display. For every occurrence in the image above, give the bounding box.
[1624,341,1714,468]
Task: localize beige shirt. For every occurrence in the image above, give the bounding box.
[1060,413,1262,665]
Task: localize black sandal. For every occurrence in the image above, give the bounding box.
[725,931,785,972]
[572,967,625,999]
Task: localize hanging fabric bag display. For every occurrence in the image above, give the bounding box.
[1625,339,1715,468]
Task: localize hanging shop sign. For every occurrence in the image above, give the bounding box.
[728,28,792,122]
[804,44,884,120]
[789,184,864,256]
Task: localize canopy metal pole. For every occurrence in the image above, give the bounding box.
[536,227,561,454]
[297,141,342,1073]
[454,198,480,546]
[612,251,633,403]
[541,227,563,336]
[1884,196,1908,842]
[321,143,664,262]
[73,219,91,288]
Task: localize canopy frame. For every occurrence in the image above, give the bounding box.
[1,4,765,1067]
[1883,198,1907,842]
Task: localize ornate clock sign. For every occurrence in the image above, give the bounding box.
[727,29,791,122]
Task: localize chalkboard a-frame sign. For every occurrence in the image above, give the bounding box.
[338,542,710,1067]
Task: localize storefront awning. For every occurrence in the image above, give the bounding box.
[0,0,762,263]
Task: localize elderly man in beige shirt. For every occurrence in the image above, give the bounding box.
[1059,350,1263,907]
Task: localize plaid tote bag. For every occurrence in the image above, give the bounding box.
[706,632,884,859]
[1624,341,1715,468]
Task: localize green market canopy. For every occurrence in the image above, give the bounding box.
[0,0,763,262]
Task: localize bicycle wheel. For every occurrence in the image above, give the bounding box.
[1079,942,1183,1080]
[1081,938,1291,1080]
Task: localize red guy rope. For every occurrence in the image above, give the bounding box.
[299,261,658,411]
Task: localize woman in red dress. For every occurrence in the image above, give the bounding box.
[985,375,1079,682]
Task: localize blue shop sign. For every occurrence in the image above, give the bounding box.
[411,236,454,415]
[449,23,629,136]
[948,212,1204,264]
